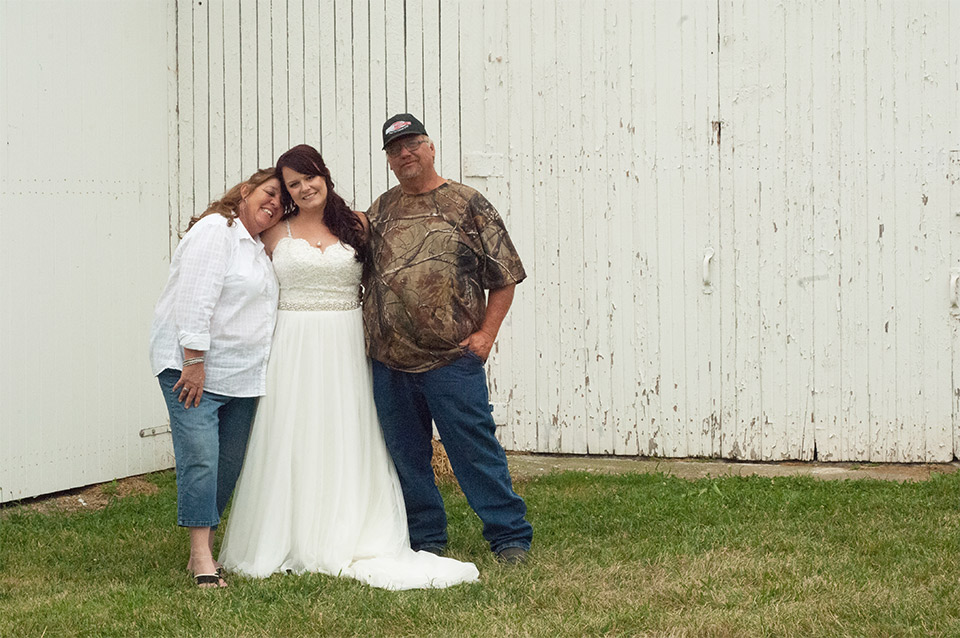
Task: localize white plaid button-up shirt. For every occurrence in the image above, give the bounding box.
[149,213,279,397]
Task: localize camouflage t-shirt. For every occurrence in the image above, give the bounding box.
[363,180,526,372]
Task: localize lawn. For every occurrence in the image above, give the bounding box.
[2,467,959,637]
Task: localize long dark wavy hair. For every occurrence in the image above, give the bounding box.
[275,145,365,262]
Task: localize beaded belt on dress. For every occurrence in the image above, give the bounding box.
[278,299,359,311]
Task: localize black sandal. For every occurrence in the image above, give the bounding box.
[194,573,224,587]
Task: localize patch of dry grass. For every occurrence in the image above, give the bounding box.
[432,438,457,483]
[3,475,159,516]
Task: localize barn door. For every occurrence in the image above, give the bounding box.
[718,0,956,462]
[460,1,725,458]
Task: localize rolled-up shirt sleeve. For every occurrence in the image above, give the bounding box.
[174,223,232,351]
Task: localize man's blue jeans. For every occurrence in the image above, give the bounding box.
[157,369,256,528]
[372,353,533,554]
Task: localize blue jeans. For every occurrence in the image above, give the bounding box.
[157,369,256,528]
[372,354,533,554]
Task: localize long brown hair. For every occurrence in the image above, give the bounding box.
[184,168,276,234]
[275,145,366,262]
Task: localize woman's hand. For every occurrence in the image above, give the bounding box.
[173,361,205,408]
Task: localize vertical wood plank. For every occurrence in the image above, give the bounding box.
[239,0,258,174]
[206,0,226,189]
[271,0,289,157]
[718,0,737,459]
[257,0,273,164]
[334,0,355,200]
[458,0,482,160]
[368,0,389,196]
[384,0,406,117]
[890,1,928,461]
[719,0,761,460]
[635,0,662,456]
[195,0,212,203]
[583,0,613,454]
[530,0,561,452]
[754,0,789,460]
[677,0,699,457]
[318,0,336,158]
[437,0,460,182]
[167,0,181,254]
[421,0,441,171]
[303,0,322,149]
[836,0,871,461]
[918,1,953,461]
[193,2,212,214]
[655,0,687,457]
[950,0,960,460]
[579,0,599,454]
[287,0,305,147]
[556,2,586,454]
[889,0,915,461]
[206,0,226,198]
[481,0,512,449]
[223,0,241,183]
[208,0,226,195]
[735,0,762,461]
[610,0,639,456]
[504,0,537,451]
[780,0,815,461]
[809,0,842,461]
[404,0,424,118]
[683,0,722,458]
[352,0,373,207]
[178,0,195,229]
[866,0,897,461]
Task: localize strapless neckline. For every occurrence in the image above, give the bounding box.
[280,236,348,255]
[272,234,362,312]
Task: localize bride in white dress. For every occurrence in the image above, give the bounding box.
[218,145,479,590]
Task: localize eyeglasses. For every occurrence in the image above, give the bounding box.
[385,137,427,157]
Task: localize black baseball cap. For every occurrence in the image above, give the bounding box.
[381,113,428,149]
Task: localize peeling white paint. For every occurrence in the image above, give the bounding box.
[5,0,959,507]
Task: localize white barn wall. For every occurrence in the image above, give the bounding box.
[172,0,960,463]
[4,1,960,505]
[0,0,176,502]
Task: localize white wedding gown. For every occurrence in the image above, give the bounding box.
[218,229,479,590]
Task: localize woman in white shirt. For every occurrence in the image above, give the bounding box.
[149,168,282,588]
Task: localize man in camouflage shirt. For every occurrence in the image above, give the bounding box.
[363,113,533,564]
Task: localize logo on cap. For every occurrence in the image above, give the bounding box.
[385,121,412,135]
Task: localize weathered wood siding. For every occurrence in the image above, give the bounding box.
[0,0,176,502]
[717,0,958,462]
[3,1,960,503]
[171,0,960,462]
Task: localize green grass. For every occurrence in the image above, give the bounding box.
[2,469,960,637]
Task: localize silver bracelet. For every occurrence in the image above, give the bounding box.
[182,357,205,367]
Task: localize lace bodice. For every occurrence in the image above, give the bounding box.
[272,235,362,311]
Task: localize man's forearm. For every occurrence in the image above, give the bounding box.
[479,284,516,340]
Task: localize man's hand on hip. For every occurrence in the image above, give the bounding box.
[460,330,496,361]
[458,284,517,362]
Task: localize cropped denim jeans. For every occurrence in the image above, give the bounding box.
[157,369,256,528]
[372,353,533,554]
